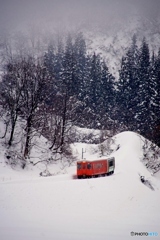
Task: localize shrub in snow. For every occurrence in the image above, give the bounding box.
[5,150,26,169]
[140,137,160,174]
[98,137,118,157]
[40,169,52,177]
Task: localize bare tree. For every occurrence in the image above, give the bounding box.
[19,56,52,158]
[0,59,26,146]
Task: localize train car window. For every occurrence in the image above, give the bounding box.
[77,163,82,169]
[87,163,92,169]
[109,161,113,167]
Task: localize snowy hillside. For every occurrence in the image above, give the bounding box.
[84,13,160,78]
[0,130,160,240]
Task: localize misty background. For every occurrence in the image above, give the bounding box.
[0,0,160,83]
[0,0,160,34]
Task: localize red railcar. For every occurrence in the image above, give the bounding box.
[77,157,115,179]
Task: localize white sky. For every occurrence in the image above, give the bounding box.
[0,0,160,33]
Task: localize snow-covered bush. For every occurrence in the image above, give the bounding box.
[140,137,160,174]
[5,150,26,169]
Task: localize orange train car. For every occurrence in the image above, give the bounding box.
[77,157,115,179]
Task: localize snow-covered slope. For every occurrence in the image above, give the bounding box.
[83,13,160,78]
[0,131,160,240]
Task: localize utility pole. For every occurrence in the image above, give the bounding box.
[82,148,86,159]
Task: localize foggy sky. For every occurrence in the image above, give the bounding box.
[0,0,160,33]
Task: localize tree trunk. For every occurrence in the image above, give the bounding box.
[8,114,18,146]
[1,120,9,139]
[60,95,67,152]
[24,115,32,158]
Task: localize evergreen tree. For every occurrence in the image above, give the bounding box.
[98,60,115,128]
[88,53,102,110]
[150,49,160,146]
[117,55,137,129]
[62,34,77,97]
[136,38,151,134]
[117,35,140,130]
[74,32,87,100]
[117,55,129,128]
[43,42,58,104]
[79,52,102,128]
[44,42,55,77]
[54,36,64,82]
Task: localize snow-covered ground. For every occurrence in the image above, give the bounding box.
[0,129,160,240]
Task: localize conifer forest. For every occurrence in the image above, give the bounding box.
[0,32,160,158]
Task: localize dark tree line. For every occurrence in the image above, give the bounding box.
[43,33,160,146]
[117,35,160,146]
[0,32,160,161]
[43,33,116,130]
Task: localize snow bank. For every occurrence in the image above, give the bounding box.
[0,130,160,240]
